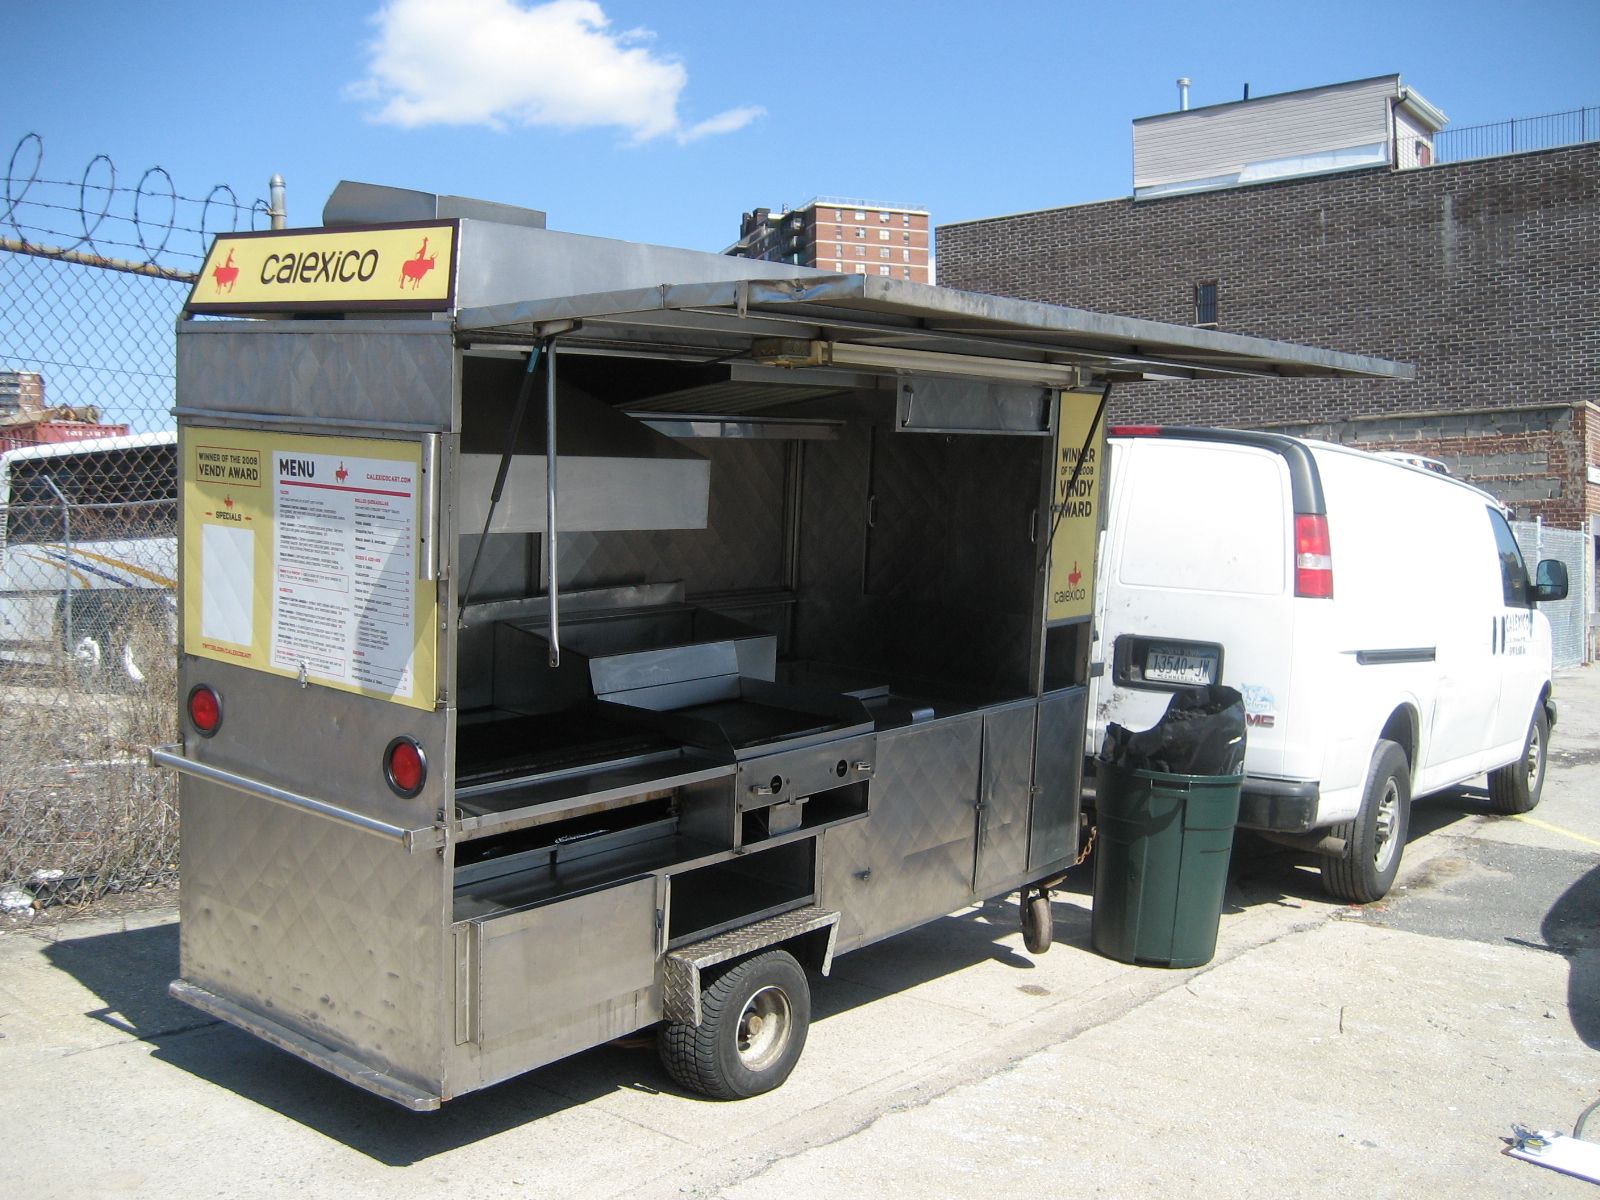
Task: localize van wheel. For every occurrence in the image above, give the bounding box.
[1321,740,1410,904]
[1487,707,1548,815]
[658,950,810,1099]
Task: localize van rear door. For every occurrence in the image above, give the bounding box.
[1092,436,1297,779]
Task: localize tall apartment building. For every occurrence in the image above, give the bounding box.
[0,370,45,419]
[0,369,128,451]
[728,198,933,284]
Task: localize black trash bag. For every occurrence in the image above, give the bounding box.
[1099,684,1247,776]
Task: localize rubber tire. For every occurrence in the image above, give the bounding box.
[1487,706,1549,815]
[658,949,810,1100]
[1321,739,1411,904]
[1021,892,1053,954]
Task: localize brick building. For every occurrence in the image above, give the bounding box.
[729,198,933,283]
[0,369,129,452]
[938,121,1599,531]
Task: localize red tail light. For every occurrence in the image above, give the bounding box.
[384,737,427,797]
[1109,425,1162,436]
[1294,514,1334,599]
[187,685,222,736]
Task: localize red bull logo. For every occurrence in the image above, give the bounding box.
[399,238,437,290]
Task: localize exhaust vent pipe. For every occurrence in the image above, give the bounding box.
[1177,77,1191,111]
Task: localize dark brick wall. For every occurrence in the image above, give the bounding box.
[937,144,1600,526]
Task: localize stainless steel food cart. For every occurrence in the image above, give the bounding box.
[154,182,1409,1109]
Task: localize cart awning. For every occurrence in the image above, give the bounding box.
[456,273,1412,385]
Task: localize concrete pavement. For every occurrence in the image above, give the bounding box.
[2,669,1596,1198]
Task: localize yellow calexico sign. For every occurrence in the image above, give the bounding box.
[187,220,456,314]
[1046,390,1107,623]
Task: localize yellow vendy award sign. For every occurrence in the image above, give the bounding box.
[1047,390,1106,623]
[181,429,437,710]
[187,221,456,314]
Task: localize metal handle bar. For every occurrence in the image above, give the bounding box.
[148,744,443,852]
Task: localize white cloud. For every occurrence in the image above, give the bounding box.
[349,0,764,144]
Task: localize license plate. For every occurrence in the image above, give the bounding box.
[1144,645,1217,686]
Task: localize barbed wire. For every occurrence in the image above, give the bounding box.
[1,132,272,276]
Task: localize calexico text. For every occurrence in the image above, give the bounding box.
[258,248,381,287]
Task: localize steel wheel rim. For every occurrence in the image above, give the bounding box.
[1525,724,1542,782]
[736,985,791,1071]
[1372,778,1401,872]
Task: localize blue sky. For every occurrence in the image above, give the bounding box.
[7,0,1599,256]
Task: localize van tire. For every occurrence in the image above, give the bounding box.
[1321,740,1410,904]
[1487,707,1548,815]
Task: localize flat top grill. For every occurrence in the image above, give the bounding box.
[455,711,675,789]
[667,697,843,751]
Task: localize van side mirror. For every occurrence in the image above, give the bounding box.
[1533,559,1569,603]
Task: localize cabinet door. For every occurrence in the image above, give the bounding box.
[975,705,1036,894]
[820,715,982,954]
[1029,689,1085,872]
[470,876,660,1079]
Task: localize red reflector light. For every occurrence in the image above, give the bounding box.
[187,685,222,736]
[1109,425,1162,436]
[1294,514,1334,599]
[385,737,427,797]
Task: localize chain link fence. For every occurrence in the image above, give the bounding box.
[1511,520,1591,670]
[1,133,269,923]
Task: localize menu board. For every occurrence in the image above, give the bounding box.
[182,429,436,710]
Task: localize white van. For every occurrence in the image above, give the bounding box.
[1089,426,1568,902]
[0,431,177,683]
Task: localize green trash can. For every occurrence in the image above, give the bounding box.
[1090,760,1243,968]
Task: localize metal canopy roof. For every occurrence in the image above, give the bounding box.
[456,273,1413,385]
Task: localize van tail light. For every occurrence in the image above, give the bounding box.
[1294,514,1334,599]
[384,737,427,797]
[187,685,222,736]
[1108,425,1162,436]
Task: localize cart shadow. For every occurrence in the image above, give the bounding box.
[810,896,1093,1022]
[37,920,678,1163]
[41,904,1090,1165]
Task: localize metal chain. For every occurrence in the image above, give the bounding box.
[1072,823,1097,867]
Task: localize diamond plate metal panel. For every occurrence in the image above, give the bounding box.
[558,440,789,595]
[866,433,1038,612]
[798,425,870,597]
[976,704,1036,894]
[178,776,448,1094]
[821,715,982,953]
[795,427,1042,695]
[663,905,840,1025]
[865,430,952,598]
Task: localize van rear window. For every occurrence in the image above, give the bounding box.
[1116,442,1287,595]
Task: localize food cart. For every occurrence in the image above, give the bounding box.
[153,182,1407,1108]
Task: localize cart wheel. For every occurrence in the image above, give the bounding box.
[1021,891,1053,954]
[658,949,810,1099]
